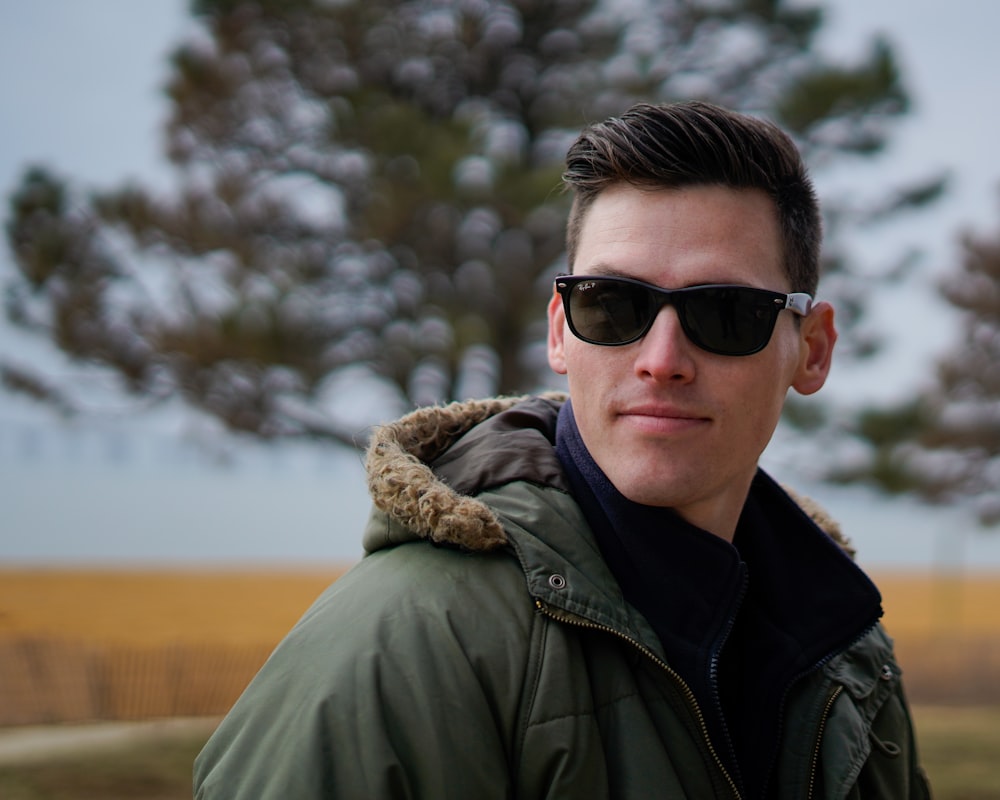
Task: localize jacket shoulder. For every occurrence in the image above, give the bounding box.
[195,541,538,798]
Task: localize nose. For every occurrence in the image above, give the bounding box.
[633,306,697,382]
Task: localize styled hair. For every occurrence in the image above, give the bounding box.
[563,101,822,295]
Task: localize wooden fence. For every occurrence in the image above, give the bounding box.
[892,634,1000,706]
[0,637,272,726]
[1,632,998,727]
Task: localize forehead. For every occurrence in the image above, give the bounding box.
[574,184,787,290]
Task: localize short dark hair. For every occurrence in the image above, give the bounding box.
[563,101,821,296]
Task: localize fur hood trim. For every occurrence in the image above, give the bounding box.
[365,396,529,551]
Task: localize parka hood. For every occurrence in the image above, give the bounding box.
[363,394,856,559]
[365,395,531,552]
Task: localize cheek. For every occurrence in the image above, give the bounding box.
[727,363,793,436]
[745,387,789,429]
[563,347,625,423]
[735,328,801,414]
[772,320,807,376]
[564,339,627,383]
[755,386,791,447]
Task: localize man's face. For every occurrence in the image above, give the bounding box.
[548,183,834,539]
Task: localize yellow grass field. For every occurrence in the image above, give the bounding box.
[1,567,998,646]
[0,567,348,648]
[876,572,1000,637]
[0,566,998,725]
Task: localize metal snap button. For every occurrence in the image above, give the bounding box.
[548,574,567,590]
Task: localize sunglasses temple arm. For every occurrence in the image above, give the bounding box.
[785,293,813,316]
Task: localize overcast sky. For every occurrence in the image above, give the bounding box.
[2,0,999,569]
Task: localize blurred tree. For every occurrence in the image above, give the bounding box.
[3,0,934,447]
[832,193,1000,526]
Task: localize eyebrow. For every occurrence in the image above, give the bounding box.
[575,264,761,291]
[578,263,634,280]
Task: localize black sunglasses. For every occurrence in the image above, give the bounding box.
[555,275,813,356]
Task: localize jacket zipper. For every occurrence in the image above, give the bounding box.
[805,684,843,800]
[706,565,749,791]
[535,598,743,800]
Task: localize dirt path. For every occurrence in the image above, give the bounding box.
[0,717,218,765]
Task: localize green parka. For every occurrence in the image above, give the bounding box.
[194,395,931,799]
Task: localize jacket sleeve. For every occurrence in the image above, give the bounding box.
[194,543,533,799]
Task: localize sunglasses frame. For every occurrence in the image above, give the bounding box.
[555,274,813,356]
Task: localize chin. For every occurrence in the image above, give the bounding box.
[609,472,682,508]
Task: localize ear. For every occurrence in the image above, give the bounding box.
[547,289,568,375]
[791,300,836,396]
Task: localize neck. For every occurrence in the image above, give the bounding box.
[661,475,755,543]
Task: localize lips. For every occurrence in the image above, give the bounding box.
[615,403,711,439]
[619,403,710,423]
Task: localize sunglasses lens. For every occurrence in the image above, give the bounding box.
[680,286,778,355]
[563,278,782,355]
[567,280,653,344]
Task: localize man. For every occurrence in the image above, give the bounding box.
[195,102,930,798]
